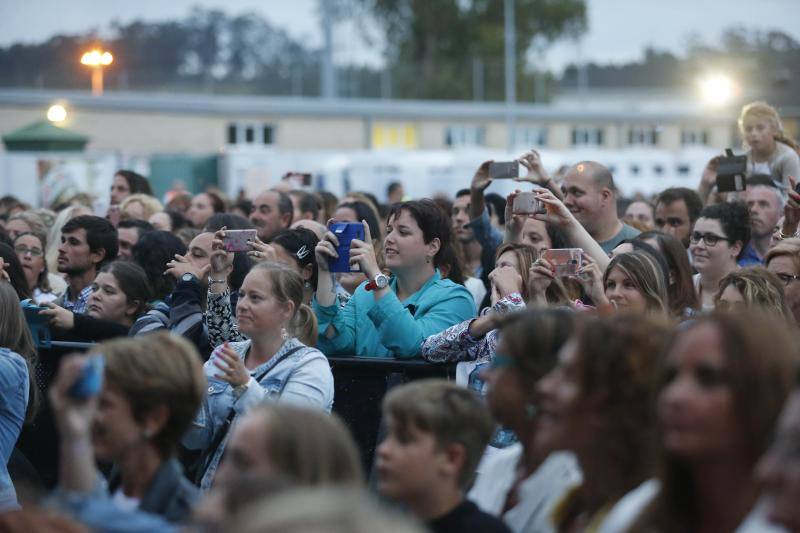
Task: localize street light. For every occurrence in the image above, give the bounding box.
[699,74,737,107]
[80,49,113,96]
[46,104,67,123]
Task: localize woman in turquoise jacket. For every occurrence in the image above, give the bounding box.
[313,199,475,358]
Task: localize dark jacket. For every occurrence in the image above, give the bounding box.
[108,459,198,524]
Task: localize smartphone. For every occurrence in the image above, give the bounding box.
[222,229,258,253]
[512,192,546,215]
[542,248,583,277]
[328,222,364,273]
[20,299,51,348]
[489,161,520,180]
[715,149,747,193]
[69,356,104,400]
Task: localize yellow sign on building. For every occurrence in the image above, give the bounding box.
[372,123,417,149]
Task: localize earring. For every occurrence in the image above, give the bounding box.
[426,256,431,264]
[304,281,312,289]
[525,404,537,420]
[280,327,289,341]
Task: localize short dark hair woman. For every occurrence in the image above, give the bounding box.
[313,199,475,357]
[50,333,206,522]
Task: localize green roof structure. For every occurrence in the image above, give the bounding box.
[2,121,89,152]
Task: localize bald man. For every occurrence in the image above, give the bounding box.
[561,161,640,253]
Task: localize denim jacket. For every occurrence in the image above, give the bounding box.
[0,348,29,512]
[313,270,475,358]
[182,337,333,490]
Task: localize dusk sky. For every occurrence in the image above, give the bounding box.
[0,0,798,73]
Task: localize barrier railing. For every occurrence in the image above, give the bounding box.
[327,356,456,472]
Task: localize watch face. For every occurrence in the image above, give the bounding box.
[182,273,195,282]
[375,274,389,288]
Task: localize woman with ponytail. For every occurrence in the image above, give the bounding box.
[183,261,333,490]
[738,101,800,188]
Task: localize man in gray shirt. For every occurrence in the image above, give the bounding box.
[560,161,640,253]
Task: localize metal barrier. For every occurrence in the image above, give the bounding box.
[327,356,456,472]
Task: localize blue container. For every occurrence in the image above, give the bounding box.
[328,222,365,273]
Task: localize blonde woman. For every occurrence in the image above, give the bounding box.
[738,101,800,189]
[766,237,800,325]
[714,266,793,322]
[120,194,164,223]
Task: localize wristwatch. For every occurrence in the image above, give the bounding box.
[365,272,390,291]
[181,273,199,284]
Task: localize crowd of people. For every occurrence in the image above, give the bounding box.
[0,100,798,532]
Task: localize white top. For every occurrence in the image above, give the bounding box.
[597,479,787,533]
[693,273,715,312]
[752,161,771,176]
[469,446,582,533]
[465,276,487,314]
[111,487,141,512]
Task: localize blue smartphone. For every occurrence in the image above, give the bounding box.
[20,299,51,348]
[328,222,365,273]
[69,356,104,400]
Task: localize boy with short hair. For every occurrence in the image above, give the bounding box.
[376,379,511,533]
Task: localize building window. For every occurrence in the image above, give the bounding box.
[571,126,604,147]
[628,126,660,146]
[681,128,709,146]
[514,126,548,148]
[445,125,486,148]
[227,123,275,145]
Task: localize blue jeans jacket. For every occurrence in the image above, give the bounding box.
[0,348,29,512]
[182,337,334,490]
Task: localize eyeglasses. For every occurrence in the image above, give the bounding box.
[689,232,730,247]
[775,273,800,286]
[14,245,43,257]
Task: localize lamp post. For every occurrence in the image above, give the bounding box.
[80,49,113,96]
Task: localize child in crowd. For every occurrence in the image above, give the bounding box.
[376,379,511,533]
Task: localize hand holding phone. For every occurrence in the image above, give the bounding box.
[512,191,547,215]
[69,356,104,400]
[715,149,747,193]
[222,229,258,253]
[328,222,365,273]
[542,248,583,277]
[489,161,521,180]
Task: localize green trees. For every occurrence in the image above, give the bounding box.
[340,0,587,100]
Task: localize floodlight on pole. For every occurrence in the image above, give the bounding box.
[699,74,737,107]
[80,49,113,96]
[46,104,67,123]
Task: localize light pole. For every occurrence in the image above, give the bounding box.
[80,49,113,96]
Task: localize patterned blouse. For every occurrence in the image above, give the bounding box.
[206,288,246,348]
[420,292,525,365]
